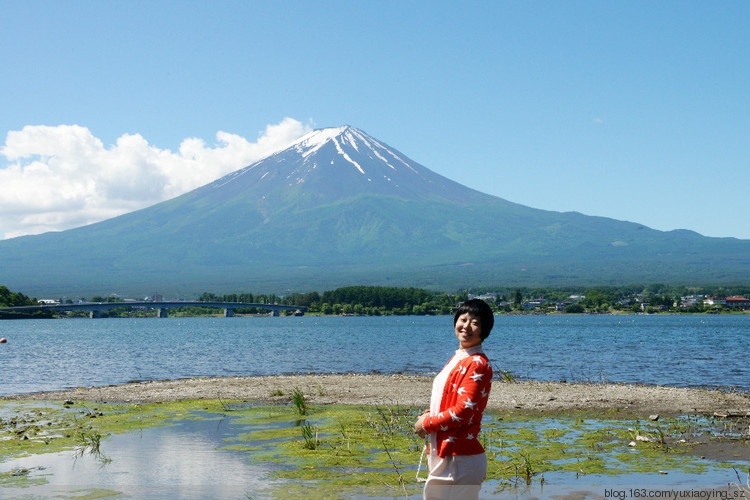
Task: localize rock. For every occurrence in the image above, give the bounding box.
[649,414,659,421]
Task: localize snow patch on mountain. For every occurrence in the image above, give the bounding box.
[295,126,347,159]
[289,125,421,179]
[333,136,365,174]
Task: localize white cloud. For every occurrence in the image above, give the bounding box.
[0,118,311,239]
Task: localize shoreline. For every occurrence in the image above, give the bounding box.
[3,374,750,416]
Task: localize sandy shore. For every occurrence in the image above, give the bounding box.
[3,374,750,416]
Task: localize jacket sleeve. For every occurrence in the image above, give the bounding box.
[422,355,492,433]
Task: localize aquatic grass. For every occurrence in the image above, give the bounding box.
[512,451,535,485]
[379,434,408,495]
[567,362,610,384]
[300,421,319,450]
[291,387,308,416]
[337,421,351,453]
[74,427,111,465]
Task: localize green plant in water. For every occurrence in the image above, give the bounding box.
[301,421,318,450]
[654,427,666,446]
[338,421,351,452]
[380,435,407,496]
[74,428,111,465]
[517,451,534,485]
[498,370,517,383]
[291,387,308,415]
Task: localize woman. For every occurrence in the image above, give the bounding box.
[414,298,494,500]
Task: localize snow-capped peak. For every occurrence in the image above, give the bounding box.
[286,125,417,176]
[197,124,493,214]
[292,126,350,158]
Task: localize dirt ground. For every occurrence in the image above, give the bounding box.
[4,373,750,417]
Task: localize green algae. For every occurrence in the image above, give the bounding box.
[0,400,179,465]
[51,488,123,499]
[0,466,51,488]
[2,399,749,497]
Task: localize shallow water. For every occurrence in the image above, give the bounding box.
[2,425,276,499]
[2,403,748,499]
[1,315,749,396]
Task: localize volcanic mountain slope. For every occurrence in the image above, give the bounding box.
[1,125,749,296]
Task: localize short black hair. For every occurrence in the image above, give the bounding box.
[453,298,494,340]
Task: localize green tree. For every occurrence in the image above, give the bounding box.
[0,286,35,307]
[513,289,523,308]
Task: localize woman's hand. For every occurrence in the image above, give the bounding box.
[414,412,429,438]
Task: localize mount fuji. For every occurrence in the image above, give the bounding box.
[1,125,749,296]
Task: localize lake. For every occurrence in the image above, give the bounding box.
[1,314,748,396]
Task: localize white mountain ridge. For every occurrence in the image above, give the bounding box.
[202,125,491,206]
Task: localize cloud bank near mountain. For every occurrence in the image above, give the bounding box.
[0,118,310,239]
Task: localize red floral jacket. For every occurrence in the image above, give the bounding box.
[422,351,492,457]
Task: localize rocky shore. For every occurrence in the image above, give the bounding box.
[4,374,750,416]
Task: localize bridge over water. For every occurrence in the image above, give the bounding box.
[0,301,307,318]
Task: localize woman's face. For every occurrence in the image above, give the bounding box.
[454,312,483,349]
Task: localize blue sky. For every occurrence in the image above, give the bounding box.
[1,1,748,240]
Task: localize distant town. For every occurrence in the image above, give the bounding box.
[471,292,750,314]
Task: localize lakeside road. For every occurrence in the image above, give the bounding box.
[3,374,750,416]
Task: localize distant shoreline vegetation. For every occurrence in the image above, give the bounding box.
[2,284,749,318]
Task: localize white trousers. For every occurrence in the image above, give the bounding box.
[423,453,486,500]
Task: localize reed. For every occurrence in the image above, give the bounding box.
[291,387,308,416]
[301,422,318,450]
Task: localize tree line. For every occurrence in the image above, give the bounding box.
[2,283,749,318]
[199,286,466,316]
[199,283,750,316]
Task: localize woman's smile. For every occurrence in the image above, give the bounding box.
[454,312,482,348]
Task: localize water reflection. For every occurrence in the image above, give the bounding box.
[2,417,280,499]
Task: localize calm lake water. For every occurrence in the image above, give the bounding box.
[1,314,748,396]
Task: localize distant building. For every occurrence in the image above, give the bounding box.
[679,295,704,308]
[470,293,497,302]
[725,296,750,309]
[522,300,546,310]
[703,296,750,310]
[704,297,726,306]
[38,299,60,305]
